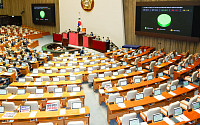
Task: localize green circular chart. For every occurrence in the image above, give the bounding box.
[40,10,45,18]
[157,14,171,27]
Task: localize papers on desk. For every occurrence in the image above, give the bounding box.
[99,89,105,94]
[33,82,42,85]
[154,95,166,101]
[30,74,38,76]
[3,72,12,75]
[188,67,191,68]
[126,65,129,67]
[123,74,128,76]
[45,82,50,85]
[69,92,76,96]
[168,61,173,63]
[163,117,175,125]
[106,88,113,92]
[53,93,63,97]
[172,59,177,61]
[160,77,166,80]
[24,82,30,85]
[140,122,148,125]
[117,103,126,108]
[157,65,161,68]
[29,111,37,118]
[2,112,16,118]
[28,94,44,98]
[134,106,144,111]
[79,108,85,114]
[69,73,73,75]
[178,55,182,56]
[106,62,109,65]
[117,87,123,90]
[176,114,190,122]
[59,109,66,115]
[139,71,145,73]
[88,71,92,73]
[111,76,116,79]
[8,95,16,99]
[182,68,186,71]
[100,78,105,80]
[168,91,177,96]
[195,109,200,114]
[184,85,195,90]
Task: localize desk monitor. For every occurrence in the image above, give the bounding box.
[117,52,121,55]
[20,105,31,113]
[112,63,117,68]
[72,102,82,109]
[174,107,183,116]
[120,81,127,86]
[11,54,14,58]
[91,53,95,55]
[17,89,25,95]
[24,57,27,61]
[47,51,51,54]
[190,59,193,64]
[171,54,175,59]
[138,67,142,71]
[92,56,97,59]
[75,51,78,54]
[134,53,137,56]
[183,81,189,87]
[128,55,131,58]
[153,113,163,123]
[33,69,38,74]
[73,58,77,61]
[88,67,93,71]
[55,63,60,67]
[158,72,163,78]
[101,60,106,63]
[63,59,67,62]
[158,61,161,65]
[113,71,119,76]
[147,75,153,81]
[140,51,142,54]
[83,57,88,60]
[90,61,95,65]
[176,52,178,56]
[8,69,12,73]
[170,85,177,91]
[72,86,81,92]
[110,58,115,62]
[129,118,140,125]
[74,68,80,73]
[60,69,66,73]
[67,63,73,66]
[0,106,4,113]
[5,60,9,64]
[178,66,182,71]
[115,96,124,104]
[98,73,105,78]
[0,89,7,95]
[130,48,133,51]
[126,69,131,74]
[122,62,127,66]
[0,68,2,73]
[105,83,112,89]
[107,50,110,52]
[18,78,25,83]
[53,77,60,82]
[32,58,37,61]
[70,76,76,81]
[141,58,145,61]
[136,93,144,100]
[65,52,69,55]
[154,89,161,96]
[124,50,128,53]
[54,88,63,93]
[100,65,106,70]
[149,55,152,58]
[134,78,141,83]
[113,48,116,51]
[192,102,200,110]
[155,53,158,56]
[35,77,42,82]
[46,70,53,74]
[79,62,84,66]
[36,89,44,94]
[40,54,44,58]
[44,63,49,67]
[185,63,188,68]
[21,63,26,67]
[165,58,169,62]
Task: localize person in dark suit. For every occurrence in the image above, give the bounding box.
[90,32,94,37]
[77,26,81,32]
[13,63,21,77]
[79,47,85,56]
[2,62,9,70]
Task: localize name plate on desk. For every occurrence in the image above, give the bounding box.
[123,74,128,76]
[29,111,37,118]
[168,91,176,96]
[79,108,85,114]
[45,82,50,85]
[8,95,16,99]
[134,106,144,111]
[25,82,30,85]
[117,103,126,108]
[59,109,66,115]
[154,95,165,101]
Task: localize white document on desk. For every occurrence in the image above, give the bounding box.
[8,95,16,99]
[30,74,38,76]
[117,87,123,90]
[163,117,175,125]
[33,82,42,85]
[139,71,144,73]
[69,92,76,96]
[168,91,177,96]
[45,82,50,85]
[154,95,166,101]
[160,77,166,80]
[29,111,37,118]
[176,114,190,122]
[88,71,92,73]
[25,82,30,85]
[195,109,200,114]
[134,106,144,111]
[100,78,105,80]
[99,89,105,94]
[53,93,63,97]
[3,73,13,75]
[117,103,126,108]
[106,68,110,70]
[168,61,172,63]
[59,109,66,115]
[79,108,85,114]
[140,122,148,125]
[28,94,44,98]
[106,88,113,92]
[111,76,116,79]
[123,74,128,76]
[172,59,177,61]
[185,85,195,90]
[126,65,129,67]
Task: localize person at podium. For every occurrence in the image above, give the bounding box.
[106,37,110,42]
[80,47,85,56]
[90,32,94,37]
[77,26,81,32]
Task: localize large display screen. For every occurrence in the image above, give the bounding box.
[136,6,200,38]
[32,4,55,26]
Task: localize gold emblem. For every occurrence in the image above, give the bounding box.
[81,0,94,12]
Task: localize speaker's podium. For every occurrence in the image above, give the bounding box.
[69,31,86,46]
[92,39,110,52]
[83,35,95,48]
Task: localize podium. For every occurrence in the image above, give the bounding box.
[53,33,62,42]
[69,32,86,46]
[83,35,95,48]
[92,39,110,52]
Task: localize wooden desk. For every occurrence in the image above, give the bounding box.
[106,83,197,123]
[0,72,16,82]
[28,40,39,48]
[114,50,135,61]
[69,32,86,46]
[30,61,39,69]
[0,107,90,125]
[173,58,200,80]
[83,35,95,48]
[153,54,183,77]
[92,39,110,52]
[105,49,123,58]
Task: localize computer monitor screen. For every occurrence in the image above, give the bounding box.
[0,68,2,72]
[100,65,106,70]
[140,51,142,54]
[122,62,127,66]
[190,59,193,64]
[115,97,124,104]
[53,77,59,82]
[101,60,106,63]
[88,67,93,71]
[33,69,38,74]
[138,67,142,71]
[134,53,137,56]
[47,51,51,54]
[153,113,163,123]
[112,64,117,68]
[0,106,4,113]
[165,58,169,62]
[46,70,52,74]
[74,68,80,72]
[55,63,60,67]
[21,63,26,67]
[73,58,77,61]
[104,83,112,89]
[185,63,188,67]
[113,72,119,76]
[183,81,189,86]
[92,56,97,59]
[126,69,131,74]
[67,63,73,66]
[113,48,116,51]
[158,61,161,65]
[70,76,76,81]
[79,62,84,66]
[178,66,182,71]
[129,118,140,125]
[72,86,81,92]
[154,89,161,96]
[98,74,105,78]
[5,60,9,64]
[134,78,141,83]
[20,105,31,113]
[155,53,158,56]
[171,54,174,59]
[11,54,14,58]
[110,58,115,62]
[18,78,25,83]
[149,55,152,58]
[17,89,25,95]
[44,63,49,67]
[174,107,183,116]
[35,77,42,82]
[117,52,121,55]
[147,75,153,80]
[128,55,131,58]
[8,69,12,73]
[32,58,37,61]
[72,102,82,109]
[63,59,67,62]
[120,81,127,86]
[136,93,144,100]
[24,57,27,61]
[141,58,144,61]
[0,89,7,95]
[170,85,177,91]
[54,88,62,93]
[158,72,163,77]
[60,69,66,73]
[192,102,200,110]
[107,50,110,52]
[36,89,44,94]
[90,61,95,65]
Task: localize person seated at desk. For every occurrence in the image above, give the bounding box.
[25,38,29,45]
[24,46,30,53]
[2,62,9,70]
[13,63,22,77]
[68,29,71,32]
[77,26,81,32]
[0,38,3,44]
[90,32,94,37]
[11,40,16,47]
[97,36,101,41]
[28,53,33,60]
[106,37,110,42]
[80,47,85,56]
[0,76,10,85]
[102,37,105,41]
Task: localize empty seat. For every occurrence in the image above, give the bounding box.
[66,68,73,72]
[88,73,97,83]
[132,76,143,83]
[52,68,58,73]
[38,69,45,73]
[67,84,77,92]
[2,102,17,111]
[7,86,18,94]
[118,69,125,74]
[163,65,175,76]
[140,107,161,122]
[184,71,198,82]
[161,101,180,116]
[26,87,37,94]
[25,76,34,82]
[125,90,137,101]
[42,76,51,82]
[108,93,120,104]
[130,66,137,72]
[57,76,65,81]
[24,101,40,110]
[145,61,156,71]
[104,71,112,77]
[47,86,58,93]
[143,87,153,97]
[159,83,168,93]
[67,98,81,108]
[117,113,137,125]
[180,95,198,110]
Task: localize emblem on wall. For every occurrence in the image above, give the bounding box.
[81,0,94,12]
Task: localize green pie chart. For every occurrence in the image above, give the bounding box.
[157,14,171,27]
[40,11,45,18]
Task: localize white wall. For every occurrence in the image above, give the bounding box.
[59,0,125,47]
